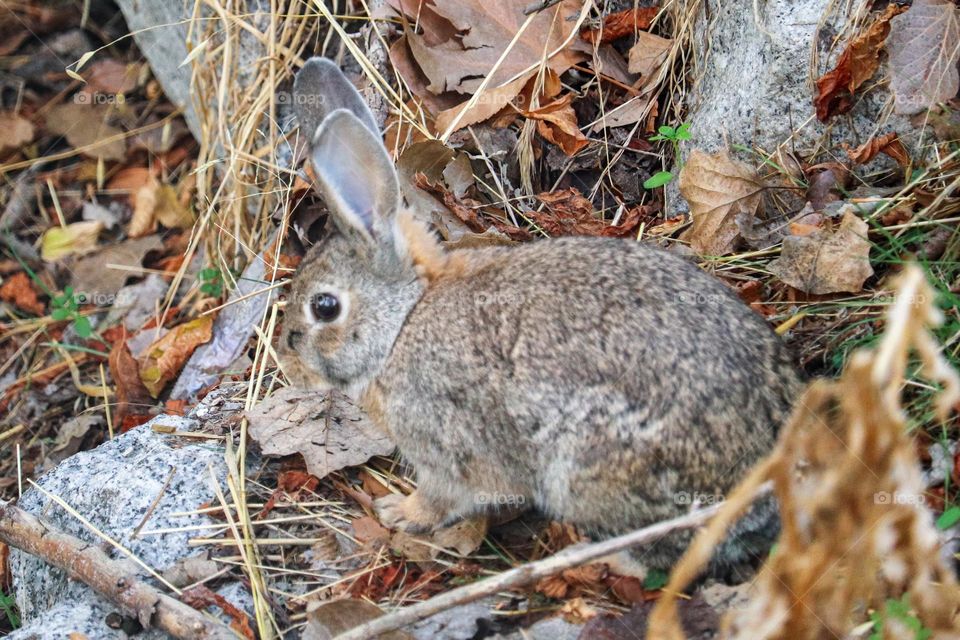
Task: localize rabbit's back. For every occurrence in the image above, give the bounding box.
[377,237,799,561]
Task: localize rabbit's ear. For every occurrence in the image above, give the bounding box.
[293,58,379,142]
[310,108,400,247]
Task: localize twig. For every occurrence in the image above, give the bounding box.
[0,500,234,639]
[524,0,564,15]
[332,492,768,640]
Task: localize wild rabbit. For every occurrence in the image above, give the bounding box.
[279,58,803,578]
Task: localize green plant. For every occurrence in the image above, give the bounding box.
[199,267,224,297]
[644,122,691,189]
[870,594,932,640]
[0,591,19,629]
[937,505,960,530]
[643,568,668,590]
[50,285,92,338]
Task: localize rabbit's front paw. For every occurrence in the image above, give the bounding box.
[375,491,446,534]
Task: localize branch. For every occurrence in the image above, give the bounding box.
[333,490,769,640]
[0,500,234,639]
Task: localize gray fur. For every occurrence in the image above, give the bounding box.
[280,58,802,577]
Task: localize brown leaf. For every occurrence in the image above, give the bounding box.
[305,599,414,640]
[522,93,589,155]
[678,150,764,255]
[530,188,646,237]
[581,7,659,44]
[245,387,395,479]
[181,585,254,640]
[138,316,214,397]
[413,173,532,240]
[406,0,584,94]
[627,30,673,78]
[108,330,153,427]
[386,0,458,46]
[0,112,34,153]
[888,0,960,115]
[805,162,851,212]
[814,4,904,122]
[130,179,194,238]
[86,59,140,95]
[45,102,126,161]
[0,272,44,315]
[844,132,911,167]
[353,516,391,546]
[768,210,874,294]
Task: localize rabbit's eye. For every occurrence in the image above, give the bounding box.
[310,293,341,322]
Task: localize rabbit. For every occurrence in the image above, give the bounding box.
[278,57,803,579]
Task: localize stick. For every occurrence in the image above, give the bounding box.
[0,500,234,639]
[333,494,759,640]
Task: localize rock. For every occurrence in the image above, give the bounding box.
[8,415,248,638]
[669,0,913,213]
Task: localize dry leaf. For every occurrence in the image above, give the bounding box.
[406,0,583,94]
[627,31,673,78]
[678,150,764,255]
[86,59,140,95]
[181,585,254,640]
[68,235,163,304]
[814,4,903,122]
[0,272,44,315]
[591,96,651,132]
[768,210,874,294]
[0,112,34,153]
[581,6,659,44]
[245,387,395,479]
[887,0,960,115]
[391,516,487,561]
[45,102,126,161]
[129,179,194,237]
[138,316,214,397]
[109,330,154,427]
[414,173,532,241]
[529,188,645,237]
[40,220,104,261]
[522,93,590,156]
[305,599,414,640]
[844,132,910,167]
[352,516,391,546]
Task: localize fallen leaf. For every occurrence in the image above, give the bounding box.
[414,173,532,241]
[844,132,910,167]
[391,516,487,561]
[182,585,254,640]
[805,162,851,212]
[678,150,764,255]
[40,220,104,261]
[109,329,154,427]
[304,599,414,640]
[353,516,391,546]
[814,4,904,121]
[139,316,214,397]
[0,272,45,314]
[560,597,600,624]
[627,31,673,79]
[45,102,126,161]
[406,0,584,94]
[581,6,659,44]
[0,112,34,153]
[768,209,874,294]
[529,188,646,237]
[68,235,163,305]
[130,178,194,237]
[386,0,458,46]
[591,96,652,132]
[888,0,960,115]
[387,35,463,115]
[86,59,140,95]
[106,166,155,203]
[245,387,395,479]
[522,93,590,155]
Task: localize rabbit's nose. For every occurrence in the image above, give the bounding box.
[287,330,303,349]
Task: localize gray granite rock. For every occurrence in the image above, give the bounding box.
[9,415,241,638]
[668,0,912,213]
